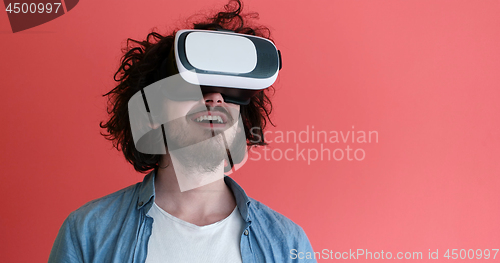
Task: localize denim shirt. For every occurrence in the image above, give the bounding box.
[48,170,316,263]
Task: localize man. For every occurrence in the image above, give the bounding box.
[48,1,315,262]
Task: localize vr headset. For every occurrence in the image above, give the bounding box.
[157,29,282,105]
[128,29,281,159]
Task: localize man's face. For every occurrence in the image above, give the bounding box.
[162,91,242,171]
[128,71,247,175]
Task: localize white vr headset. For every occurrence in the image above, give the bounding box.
[157,29,282,105]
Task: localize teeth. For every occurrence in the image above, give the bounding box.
[195,115,223,123]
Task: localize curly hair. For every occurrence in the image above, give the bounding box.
[100,0,276,173]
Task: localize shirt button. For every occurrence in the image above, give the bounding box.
[138,201,144,206]
[244,229,249,236]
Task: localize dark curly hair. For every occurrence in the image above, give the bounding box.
[100,0,275,173]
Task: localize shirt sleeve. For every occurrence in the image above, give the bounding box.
[48,212,84,263]
[295,226,317,263]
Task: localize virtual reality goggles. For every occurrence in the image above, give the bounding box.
[156,29,282,105]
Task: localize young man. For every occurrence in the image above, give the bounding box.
[48,1,315,262]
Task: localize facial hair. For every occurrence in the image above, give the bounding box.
[163,107,239,173]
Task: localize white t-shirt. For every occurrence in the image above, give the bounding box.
[145,202,245,263]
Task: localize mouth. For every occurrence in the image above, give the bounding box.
[189,110,230,128]
[194,114,224,124]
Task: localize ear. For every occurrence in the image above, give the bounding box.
[148,122,161,130]
[145,111,161,129]
[129,94,166,154]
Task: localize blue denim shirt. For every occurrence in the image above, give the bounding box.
[48,170,316,263]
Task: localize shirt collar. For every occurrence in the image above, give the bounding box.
[136,169,252,222]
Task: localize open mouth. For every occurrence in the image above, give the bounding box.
[189,110,230,128]
[194,115,224,124]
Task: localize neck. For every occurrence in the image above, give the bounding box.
[154,154,236,226]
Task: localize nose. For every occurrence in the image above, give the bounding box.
[204,93,224,107]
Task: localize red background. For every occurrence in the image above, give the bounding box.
[1,0,499,262]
